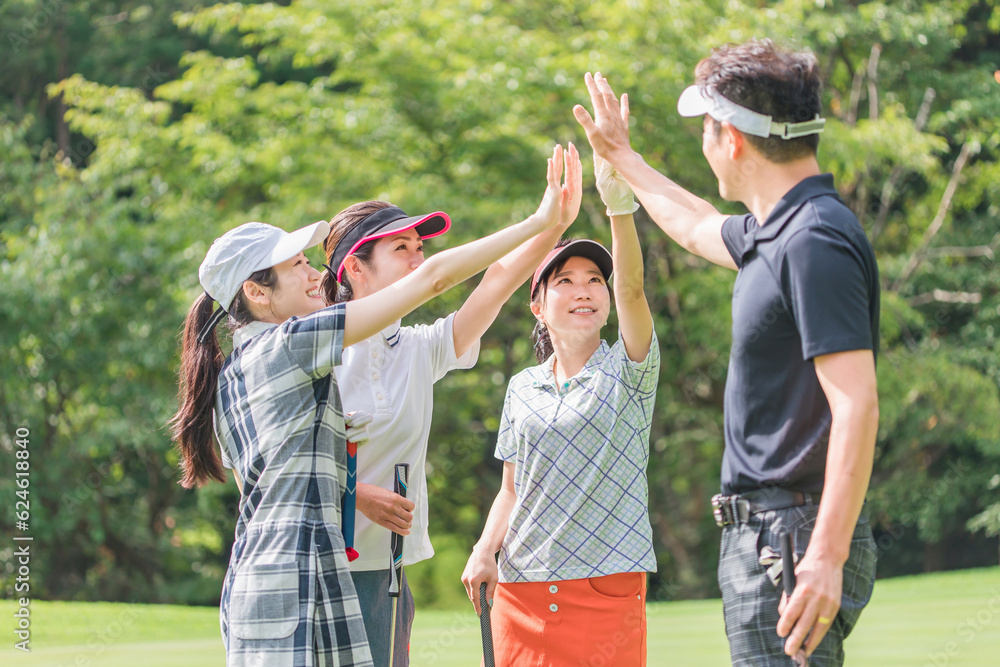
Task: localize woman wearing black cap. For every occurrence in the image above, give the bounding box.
[320,144,582,666]
[169,147,575,667]
[461,145,659,664]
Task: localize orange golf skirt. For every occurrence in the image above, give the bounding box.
[490,572,647,667]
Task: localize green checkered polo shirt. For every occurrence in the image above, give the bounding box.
[495,332,660,583]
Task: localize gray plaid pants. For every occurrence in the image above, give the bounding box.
[718,503,876,666]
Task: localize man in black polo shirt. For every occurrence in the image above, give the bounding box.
[575,40,879,665]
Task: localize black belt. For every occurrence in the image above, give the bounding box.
[711,488,821,528]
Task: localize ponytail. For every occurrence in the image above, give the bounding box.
[532,320,553,364]
[170,292,228,488]
[319,269,356,304]
[530,237,575,364]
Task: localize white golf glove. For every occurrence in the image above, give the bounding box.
[345,410,373,447]
[594,153,639,217]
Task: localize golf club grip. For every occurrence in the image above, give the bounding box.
[781,532,796,598]
[479,582,495,667]
[388,463,409,598]
[781,532,810,666]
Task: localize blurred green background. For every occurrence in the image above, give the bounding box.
[1,0,999,617]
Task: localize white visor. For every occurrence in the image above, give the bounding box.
[677,85,825,139]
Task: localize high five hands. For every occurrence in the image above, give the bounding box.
[574,73,640,217]
[574,72,634,163]
[534,143,583,232]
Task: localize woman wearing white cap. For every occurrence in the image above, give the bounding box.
[169,147,575,666]
[462,137,659,665]
[319,144,581,665]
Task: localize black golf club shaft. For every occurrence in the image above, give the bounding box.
[782,532,809,667]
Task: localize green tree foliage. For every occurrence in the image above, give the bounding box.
[1,0,998,604]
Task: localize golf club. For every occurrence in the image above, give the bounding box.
[782,531,809,667]
[343,439,359,562]
[479,582,495,667]
[388,463,409,667]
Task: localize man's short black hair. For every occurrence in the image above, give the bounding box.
[696,39,823,163]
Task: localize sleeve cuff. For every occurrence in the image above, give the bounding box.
[802,336,874,361]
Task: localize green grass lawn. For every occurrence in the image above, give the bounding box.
[2,567,999,665]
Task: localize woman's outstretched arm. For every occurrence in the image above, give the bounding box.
[610,212,654,362]
[451,143,583,358]
[342,172,566,347]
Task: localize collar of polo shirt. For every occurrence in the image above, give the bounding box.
[533,340,611,389]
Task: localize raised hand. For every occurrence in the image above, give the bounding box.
[594,152,639,217]
[533,144,567,228]
[573,72,633,164]
[560,142,583,228]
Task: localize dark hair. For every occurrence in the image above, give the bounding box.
[169,267,276,489]
[696,39,822,163]
[530,238,575,364]
[320,200,395,304]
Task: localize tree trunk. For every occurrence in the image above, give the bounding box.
[54,16,70,156]
[923,539,946,572]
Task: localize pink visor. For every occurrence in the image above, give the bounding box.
[329,206,451,282]
[530,239,613,296]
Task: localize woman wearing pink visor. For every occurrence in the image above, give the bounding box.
[462,142,659,665]
[320,145,582,666]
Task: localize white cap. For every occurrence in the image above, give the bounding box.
[198,220,329,311]
[677,85,825,139]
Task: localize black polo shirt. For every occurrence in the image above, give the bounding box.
[719,173,880,495]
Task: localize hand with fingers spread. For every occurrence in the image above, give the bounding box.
[533,143,583,233]
[560,142,584,228]
[461,547,499,616]
[777,550,843,657]
[356,482,415,537]
[573,72,635,164]
[531,144,566,229]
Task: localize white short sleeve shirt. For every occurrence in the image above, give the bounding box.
[335,312,479,571]
[495,332,660,582]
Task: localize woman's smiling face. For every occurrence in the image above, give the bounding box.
[532,255,610,337]
[255,251,325,321]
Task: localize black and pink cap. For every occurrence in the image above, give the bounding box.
[329,206,451,282]
[530,239,613,297]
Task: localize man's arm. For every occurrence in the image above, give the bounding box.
[612,151,736,269]
[573,72,737,270]
[777,349,879,657]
